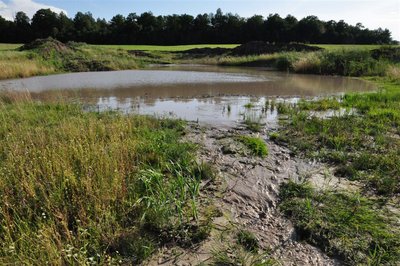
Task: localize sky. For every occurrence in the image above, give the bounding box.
[0,0,399,40]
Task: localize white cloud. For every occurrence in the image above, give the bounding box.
[0,0,66,20]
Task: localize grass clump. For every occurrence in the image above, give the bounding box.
[280,181,400,265]
[237,230,259,252]
[238,136,268,157]
[0,98,206,264]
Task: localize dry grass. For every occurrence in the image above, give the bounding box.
[0,51,54,79]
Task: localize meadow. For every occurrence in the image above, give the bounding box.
[0,93,216,264]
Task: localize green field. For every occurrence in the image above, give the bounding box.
[0,43,22,51]
[93,44,239,51]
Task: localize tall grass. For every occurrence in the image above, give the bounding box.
[0,96,205,264]
[0,51,55,79]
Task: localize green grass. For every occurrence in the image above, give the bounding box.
[93,44,239,52]
[238,136,268,157]
[0,43,22,51]
[280,182,400,265]
[0,95,209,264]
[276,79,400,195]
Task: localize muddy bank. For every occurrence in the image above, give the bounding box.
[146,121,358,265]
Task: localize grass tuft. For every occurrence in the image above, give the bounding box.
[238,136,268,157]
[280,181,400,265]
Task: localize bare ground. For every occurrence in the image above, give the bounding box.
[146,122,360,265]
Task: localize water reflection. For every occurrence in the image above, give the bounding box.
[1,66,376,126]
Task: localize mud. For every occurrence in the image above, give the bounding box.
[146,120,362,265]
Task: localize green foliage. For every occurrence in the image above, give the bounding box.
[238,136,268,157]
[280,182,400,265]
[0,99,206,264]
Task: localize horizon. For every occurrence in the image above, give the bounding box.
[0,0,399,41]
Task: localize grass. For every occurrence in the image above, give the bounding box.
[280,181,400,265]
[237,230,259,252]
[243,111,263,132]
[0,94,210,264]
[1,41,399,80]
[0,43,22,51]
[0,51,55,79]
[276,79,400,195]
[238,136,268,157]
[93,44,239,51]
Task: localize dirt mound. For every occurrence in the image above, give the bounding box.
[19,38,72,56]
[182,47,230,56]
[232,41,323,56]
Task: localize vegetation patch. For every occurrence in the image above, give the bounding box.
[280,182,400,265]
[276,80,400,195]
[0,97,208,264]
[238,136,268,157]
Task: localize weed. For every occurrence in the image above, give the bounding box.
[244,102,255,109]
[238,136,268,157]
[243,112,263,132]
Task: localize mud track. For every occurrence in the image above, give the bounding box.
[148,122,353,265]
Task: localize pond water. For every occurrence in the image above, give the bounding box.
[0,65,376,126]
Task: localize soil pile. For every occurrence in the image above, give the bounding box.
[181,47,230,56]
[232,41,323,55]
[19,38,72,56]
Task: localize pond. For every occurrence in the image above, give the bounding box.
[0,65,376,126]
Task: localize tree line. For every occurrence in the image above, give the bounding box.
[0,8,394,44]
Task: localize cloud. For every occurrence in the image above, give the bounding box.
[0,0,66,20]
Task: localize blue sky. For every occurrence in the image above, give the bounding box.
[0,0,399,40]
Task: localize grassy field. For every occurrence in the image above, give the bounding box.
[0,43,22,51]
[92,44,239,51]
[0,93,216,264]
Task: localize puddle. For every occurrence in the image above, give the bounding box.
[0,65,376,126]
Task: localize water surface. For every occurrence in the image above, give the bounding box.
[0,65,376,126]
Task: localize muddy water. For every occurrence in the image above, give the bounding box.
[0,65,376,126]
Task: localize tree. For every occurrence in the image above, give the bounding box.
[73,12,96,42]
[297,16,325,43]
[31,9,60,39]
[14,11,31,42]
